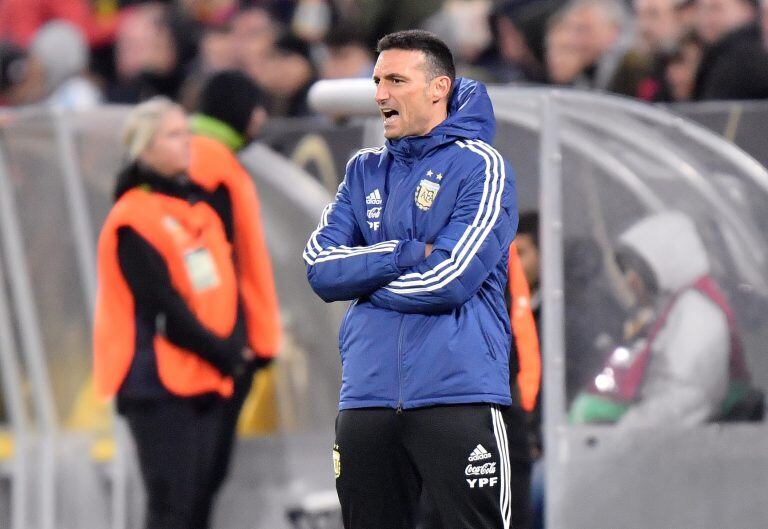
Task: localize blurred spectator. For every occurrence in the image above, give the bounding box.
[108,3,184,103]
[0,41,45,105]
[197,25,237,72]
[665,31,704,101]
[320,28,374,79]
[569,211,757,428]
[255,34,316,117]
[635,0,682,54]
[693,0,768,100]
[29,21,101,109]
[516,211,542,330]
[232,6,280,83]
[506,241,543,529]
[675,0,699,31]
[634,0,681,100]
[474,0,559,84]
[514,212,543,529]
[188,70,282,523]
[5,0,768,109]
[333,0,443,50]
[291,0,333,43]
[2,0,767,108]
[563,237,625,400]
[567,0,652,95]
[0,0,92,48]
[191,70,267,150]
[508,241,542,419]
[179,0,238,26]
[178,24,237,109]
[695,0,756,43]
[423,0,493,68]
[545,9,589,86]
[95,97,252,529]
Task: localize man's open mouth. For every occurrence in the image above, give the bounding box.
[381,109,399,125]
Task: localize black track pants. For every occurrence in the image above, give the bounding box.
[122,397,225,529]
[205,366,257,511]
[421,404,531,529]
[334,404,514,529]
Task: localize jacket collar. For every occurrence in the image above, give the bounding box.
[114,161,202,202]
[191,113,246,151]
[385,77,496,163]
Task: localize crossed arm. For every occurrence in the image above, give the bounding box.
[303,154,516,314]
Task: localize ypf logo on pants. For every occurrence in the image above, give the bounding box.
[467,477,499,488]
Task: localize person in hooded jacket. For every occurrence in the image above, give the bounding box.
[304,30,518,528]
[187,70,282,514]
[570,211,754,428]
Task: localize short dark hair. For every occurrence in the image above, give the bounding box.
[376,30,455,84]
[517,211,539,248]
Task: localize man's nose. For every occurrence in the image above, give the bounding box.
[375,83,389,104]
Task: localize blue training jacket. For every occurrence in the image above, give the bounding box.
[303,78,518,410]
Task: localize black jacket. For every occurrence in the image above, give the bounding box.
[694,23,768,101]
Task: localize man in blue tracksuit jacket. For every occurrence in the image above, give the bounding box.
[304,30,518,529]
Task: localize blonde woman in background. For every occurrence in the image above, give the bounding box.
[93,97,252,529]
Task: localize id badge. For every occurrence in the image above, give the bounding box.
[184,247,220,292]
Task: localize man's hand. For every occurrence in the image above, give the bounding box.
[425,243,433,257]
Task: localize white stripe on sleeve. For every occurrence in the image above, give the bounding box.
[383,140,505,294]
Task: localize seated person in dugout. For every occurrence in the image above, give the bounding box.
[570,211,762,427]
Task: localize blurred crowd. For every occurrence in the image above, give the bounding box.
[2,0,768,114]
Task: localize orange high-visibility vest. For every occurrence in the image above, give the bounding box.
[508,241,541,412]
[93,188,238,400]
[189,135,281,360]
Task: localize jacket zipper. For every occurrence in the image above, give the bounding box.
[396,314,405,413]
[387,157,409,414]
[338,299,357,352]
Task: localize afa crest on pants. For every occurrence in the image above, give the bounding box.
[415,179,441,211]
[333,444,341,479]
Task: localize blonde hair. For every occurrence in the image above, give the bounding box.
[122,96,182,161]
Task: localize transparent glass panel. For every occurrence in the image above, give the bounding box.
[0,110,90,426]
[68,107,130,240]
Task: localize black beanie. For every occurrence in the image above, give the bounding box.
[197,70,265,136]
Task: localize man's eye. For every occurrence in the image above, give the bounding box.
[393,79,403,84]
[373,79,380,85]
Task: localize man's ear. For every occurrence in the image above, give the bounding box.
[431,75,451,104]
